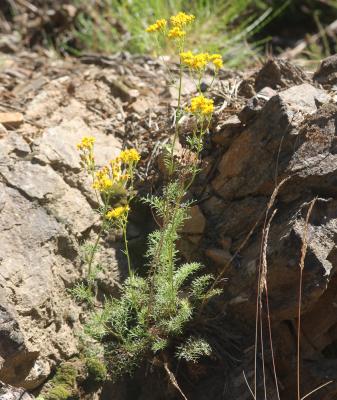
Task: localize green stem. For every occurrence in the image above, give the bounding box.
[122,217,133,278]
[87,225,103,290]
[169,58,183,175]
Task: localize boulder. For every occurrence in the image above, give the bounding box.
[0,382,35,400]
[0,125,120,387]
[255,58,310,91]
[202,77,337,398]
[313,54,337,87]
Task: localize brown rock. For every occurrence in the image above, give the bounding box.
[182,205,206,235]
[255,58,310,91]
[0,112,24,129]
[212,83,329,200]
[238,87,277,124]
[212,115,242,145]
[313,54,337,87]
[205,248,232,265]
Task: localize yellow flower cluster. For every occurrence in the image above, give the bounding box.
[187,95,214,116]
[146,18,167,33]
[91,148,140,193]
[180,51,223,70]
[106,205,130,220]
[146,12,195,40]
[92,167,113,192]
[170,12,195,27]
[209,54,223,69]
[76,136,95,150]
[119,149,141,164]
[168,27,186,39]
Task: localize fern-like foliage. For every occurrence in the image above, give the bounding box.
[176,337,212,363]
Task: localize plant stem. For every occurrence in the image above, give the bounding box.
[122,217,133,278]
[169,58,183,175]
[87,225,103,290]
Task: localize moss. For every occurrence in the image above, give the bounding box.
[85,357,107,382]
[46,384,72,400]
[44,362,78,400]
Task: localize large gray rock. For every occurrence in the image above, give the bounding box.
[0,125,120,388]
[0,382,35,400]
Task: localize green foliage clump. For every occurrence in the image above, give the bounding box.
[44,363,78,400]
[85,357,107,382]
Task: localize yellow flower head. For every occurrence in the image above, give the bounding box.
[187,95,214,116]
[180,52,210,70]
[180,51,194,65]
[146,18,167,33]
[92,170,113,192]
[106,205,130,220]
[170,12,195,27]
[168,27,186,39]
[210,53,223,70]
[119,149,141,164]
[76,136,95,150]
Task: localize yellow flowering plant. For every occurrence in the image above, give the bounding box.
[73,11,223,390]
[75,142,140,290]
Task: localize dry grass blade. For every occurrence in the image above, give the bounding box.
[297,197,317,400]
[260,209,277,294]
[254,177,289,398]
[301,380,334,400]
[164,362,188,400]
[243,370,256,400]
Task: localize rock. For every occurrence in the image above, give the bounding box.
[204,82,337,398]
[0,382,35,400]
[0,120,119,388]
[0,181,81,388]
[255,58,310,91]
[205,248,232,265]
[36,117,121,171]
[182,205,206,235]
[238,87,277,124]
[97,74,137,102]
[313,54,337,87]
[211,115,242,145]
[237,79,256,98]
[129,97,152,114]
[0,112,24,129]
[212,83,330,200]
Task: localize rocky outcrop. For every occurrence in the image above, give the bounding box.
[0,59,123,389]
[195,59,337,399]
[1,49,337,400]
[0,382,34,400]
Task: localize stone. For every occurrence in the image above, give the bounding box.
[211,115,242,145]
[238,87,277,124]
[0,112,24,129]
[36,117,121,171]
[204,85,337,398]
[313,54,337,87]
[212,83,330,200]
[96,74,137,102]
[182,205,206,235]
[205,248,232,265]
[0,182,81,388]
[254,58,310,91]
[0,382,35,400]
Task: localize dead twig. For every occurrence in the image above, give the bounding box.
[163,362,188,400]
